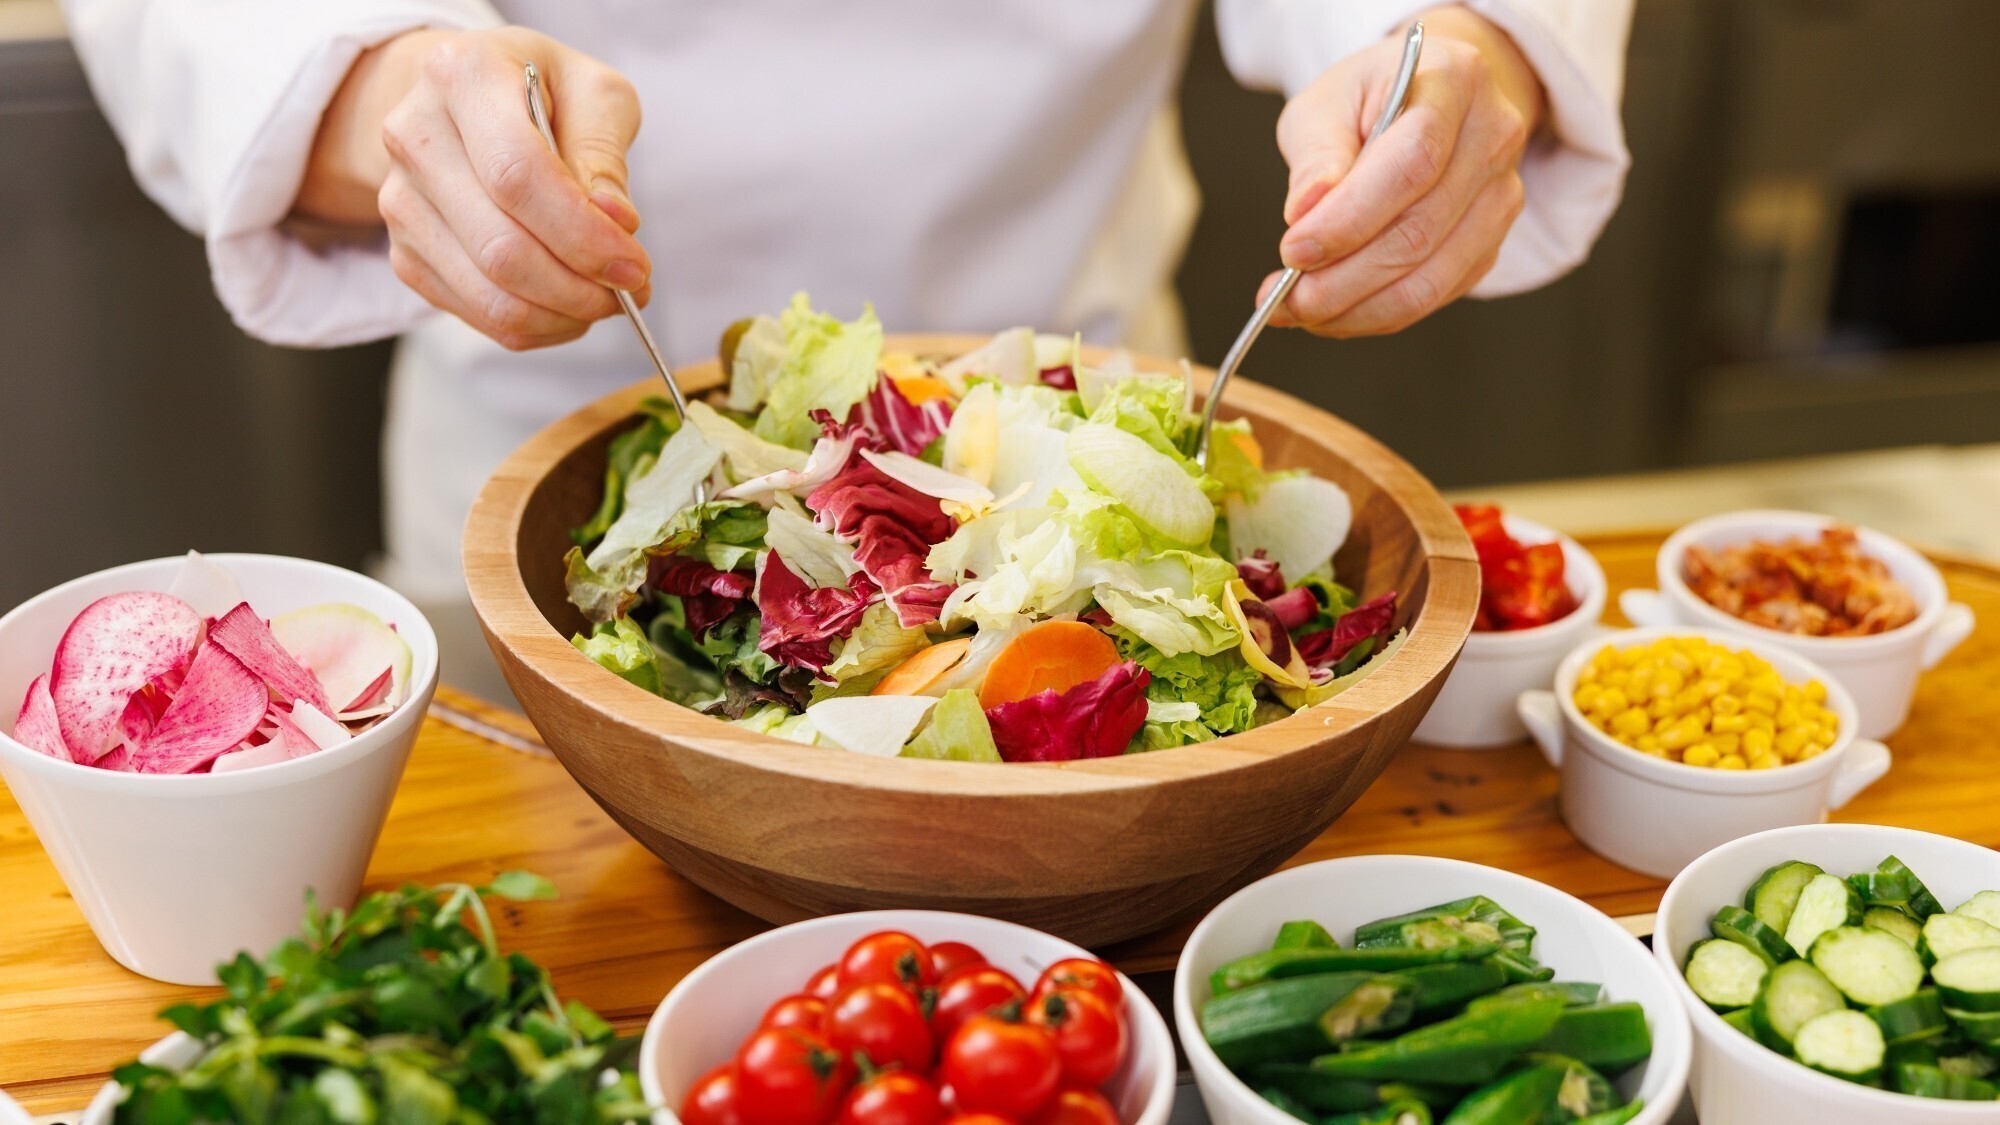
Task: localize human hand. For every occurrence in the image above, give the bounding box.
[1266,7,1545,337]
[302,26,649,350]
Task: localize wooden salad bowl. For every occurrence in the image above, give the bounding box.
[464,337,1478,946]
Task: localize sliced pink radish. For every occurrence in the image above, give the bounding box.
[116,683,171,751]
[211,739,291,773]
[12,674,73,762]
[164,550,245,620]
[97,744,135,772]
[339,666,393,714]
[207,603,331,711]
[51,592,202,762]
[268,605,410,719]
[287,702,351,749]
[262,704,321,759]
[130,645,267,775]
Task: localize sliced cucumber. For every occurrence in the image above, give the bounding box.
[1893,1062,2000,1101]
[1876,857,1944,919]
[1849,871,1919,910]
[1713,904,1795,966]
[1686,938,1769,1010]
[1955,890,2000,931]
[1868,989,1949,1043]
[1811,925,1925,1006]
[1785,873,1864,957]
[1946,1006,2000,1045]
[1935,948,2000,1013]
[1923,915,2000,970]
[1863,906,1922,948]
[1794,1009,1886,1084]
[1746,860,1824,935]
[1753,960,1848,1048]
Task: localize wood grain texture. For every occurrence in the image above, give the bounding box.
[4,535,1998,1113]
[461,339,1481,946]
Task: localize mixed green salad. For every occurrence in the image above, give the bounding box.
[565,295,1401,762]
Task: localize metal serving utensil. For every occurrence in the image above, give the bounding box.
[525,61,706,503]
[1194,20,1426,468]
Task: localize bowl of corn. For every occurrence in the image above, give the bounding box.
[1518,628,1890,879]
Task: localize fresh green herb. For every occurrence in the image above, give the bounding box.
[112,873,648,1125]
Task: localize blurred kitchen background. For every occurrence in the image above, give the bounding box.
[4,0,1998,695]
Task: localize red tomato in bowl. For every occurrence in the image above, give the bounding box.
[762,994,831,1034]
[828,981,935,1072]
[838,1070,943,1125]
[806,963,842,1001]
[1025,989,1126,1090]
[942,1015,1062,1120]
[1032,1090,1119,1125]
[838,931,938,994]
[929,940,987,979]
[942,1117,1016,1125]
[932,965,1028,1043]
[683,1064,749,1125]
[736,1027,854,1125]
[1029,959,1122,1012]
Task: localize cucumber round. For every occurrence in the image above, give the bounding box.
[1713,904,1796,966]
[1876,857,1945,919]
[1746,860,1824,934]
[1935,948,2000,1013]
[1954,890,2000,931]
[1753,960,1848,1047]
[1786,874,1864,958]
[1810,925,1926,1006]
[1922,912,2000,966]
[1794,1009,1886,1084]
[1863,906,1922,948]
[1686,938,1769,1010]
[1868,989,1949,1043]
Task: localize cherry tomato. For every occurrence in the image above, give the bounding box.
[827,982,935,1072]
[838,1070,943,1125]
[807,963,843,1001]
[735,1027,854,1125]
[929,941,987,979]
[838,931,938,994]
[683,1064,749,1125]
[932,965,1028,1044]
[1032,1090,1118,1125]
[1030,960,1122,1012]
[1025,989,1126,1090]
[763,994,831,1034]
[942,1015,1061,1120]
[941,1117,1015,1125]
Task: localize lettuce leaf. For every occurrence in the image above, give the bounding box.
[1088,373,1196,459]
[569,616,662,696]
[571,424,721,620]
[823,602,930,684]
[901,688,1001,762]
[1119,640,1266,736]
[765,507,860,589]
[726,314,787,413]
[687,504,768,573]
[686,400,808,484]
[753,294,884,449]
[571,398,682,548]
[733,703,822,745]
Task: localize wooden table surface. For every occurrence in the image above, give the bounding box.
[6,531,1998,1113]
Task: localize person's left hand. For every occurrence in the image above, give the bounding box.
[1266,7,1546,338]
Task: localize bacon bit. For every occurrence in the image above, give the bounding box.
[1684,525,1918,637]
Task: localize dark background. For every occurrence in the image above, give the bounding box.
[4,0,1999,613]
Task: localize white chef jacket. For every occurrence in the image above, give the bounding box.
[61,0,1632,604]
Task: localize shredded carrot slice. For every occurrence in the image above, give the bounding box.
[977,621,1120,709]
[872,637,973,696]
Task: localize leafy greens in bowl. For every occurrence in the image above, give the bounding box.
[564,295,1401,763]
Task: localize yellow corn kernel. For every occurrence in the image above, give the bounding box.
[1712,713,1751,734]
[1743,728,1775,757]
[1594,687,1629,716]
[1718,753,1748,770]
[1682,743,1721,767]
[1603,669,1630,689]
[1749,751,1782,770]
[1747,712,1776,733]
[1574,683,1603,713]
[1674,685,1708,711]
[1743,691,1778,716]
[1660,718,1705,752]
[1797,742,1829,761]
[1713,693,1743,716]
[1803,679,1828,704]
[1612,708,1652,738]
[1636,733,1663,754]
[1775,727,1810,759]
[1775,704,1802,730]
[1705,732,1742,757]
[1716,658,1747,683]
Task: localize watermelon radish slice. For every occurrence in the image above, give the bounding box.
[261,704,321,758]
[11,674,72,762]
[288,702,352,748]
[130,644,268,774]
[207,603,331,711]
[96,744,134,771]
[51,592,202,762]
[116,686,169,751]
[268,604,410,719]
[164,550,245,620]
[211,739,291,773]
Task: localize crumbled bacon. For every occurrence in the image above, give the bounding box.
[1684,526,1917,637]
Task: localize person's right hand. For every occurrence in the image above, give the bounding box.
[302,27,650,350]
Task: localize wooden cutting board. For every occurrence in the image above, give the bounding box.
[4,531,1997,1113]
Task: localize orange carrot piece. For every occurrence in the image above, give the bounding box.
[872,637,973,696]
[890,374,955,407]
[977,621,1121,709]
[1229,429,1264,470]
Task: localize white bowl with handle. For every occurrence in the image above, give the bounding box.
[0,554,437,985]
[1655,823,2000,1124]
[637,909,1176,1125]
[1619,510,1974,740]
[1517,627,1891,880]
[1174,854,1692,1125]
[1414,515,1608,749]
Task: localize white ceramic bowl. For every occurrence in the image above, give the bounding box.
[1620,510,1975,740]
[0,554,438,985]
[1174,855,1691,1125]
[639,910,1175,1125]
[1415,515,1607,748]
[1656,823,2000,1124]
[0,1085,34,1125]
[1517,626,1890,880]
[81,1032,205,1125]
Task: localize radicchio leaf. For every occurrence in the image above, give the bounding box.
[984,662,1151,762]
[1038,364,1077,391]
[755,551,880,672]
[1297,591,1398,671]
[852,377,952,458]
[1236,552,1286,601]
[653,556,755,640]
[1266,586,1319,631]
[808,460,957,627]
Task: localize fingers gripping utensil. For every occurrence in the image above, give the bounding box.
[524,62,707,503]
[1194,20,1425,468]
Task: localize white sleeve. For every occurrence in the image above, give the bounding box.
[1214,0,1634,297]
[59,0,504,347]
